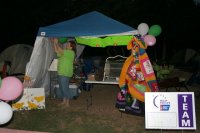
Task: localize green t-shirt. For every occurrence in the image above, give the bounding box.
[57,50,75,77]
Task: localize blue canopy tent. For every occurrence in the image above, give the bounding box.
[26,11,138,95]
[38,11,138,37]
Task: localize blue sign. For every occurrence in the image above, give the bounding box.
[178,94,194,127]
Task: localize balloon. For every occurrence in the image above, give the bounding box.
[58,37,68,44]
[137,23,149,36]
[144,35,156,46]
[148,25,162,37]
[0,77,23,101]
[0,101,13,125]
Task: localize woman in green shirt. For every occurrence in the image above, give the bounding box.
[53,39,76,107]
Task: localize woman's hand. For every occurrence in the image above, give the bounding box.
[50,37,58,44]
[53,43,58,53]
[54,43,64,54]
[52,38,58,44]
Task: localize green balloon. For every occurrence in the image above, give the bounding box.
[58,37,68,44]
[148,25,162,37]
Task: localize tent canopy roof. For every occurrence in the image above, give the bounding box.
[38,11,138,37]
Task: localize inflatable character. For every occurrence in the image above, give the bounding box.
[116,36,159,115]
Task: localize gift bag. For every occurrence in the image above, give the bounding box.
[12,88,45,111]
[115,90,145,116]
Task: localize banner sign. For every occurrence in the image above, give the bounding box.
[145,92,196,130]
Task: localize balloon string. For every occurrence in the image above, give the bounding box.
[0,77,1,87]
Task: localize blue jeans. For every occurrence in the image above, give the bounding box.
[58,75,71,99]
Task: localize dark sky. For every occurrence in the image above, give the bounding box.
[1,0,200,57]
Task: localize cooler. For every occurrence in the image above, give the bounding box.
[54,84,80,99]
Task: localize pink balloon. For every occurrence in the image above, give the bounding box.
[0,77,23,101]
[144,35,156,46]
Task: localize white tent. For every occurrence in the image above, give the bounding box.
[26,11,138,96]
[0,44,33,78]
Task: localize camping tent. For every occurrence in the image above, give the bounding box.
[26,11,138,95]
[0,44,33,79]
[169,48,197,67]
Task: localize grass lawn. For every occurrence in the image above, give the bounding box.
[1,85,200,133]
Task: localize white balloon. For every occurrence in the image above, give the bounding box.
[0,101,13,125]
[137,23,149,36]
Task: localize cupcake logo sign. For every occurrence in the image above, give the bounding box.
[153,94,170,111]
